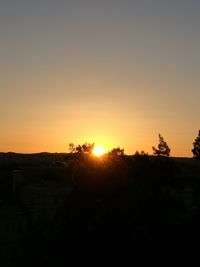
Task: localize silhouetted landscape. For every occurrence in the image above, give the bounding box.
[2,1,200,265]
[1,140,200,265]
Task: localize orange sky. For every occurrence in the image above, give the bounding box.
[1,1,200,157]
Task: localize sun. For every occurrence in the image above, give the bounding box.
[92,145,106,157]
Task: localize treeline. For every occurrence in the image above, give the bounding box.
[68,129,200,158]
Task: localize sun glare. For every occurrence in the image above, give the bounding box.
[93,145,105,157]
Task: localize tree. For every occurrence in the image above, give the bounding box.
[68,143,76,153]
[68,142,94,155]
[134,151,148,157]
[152,134,170,157]
[192,130,200,159]
[108,147,124,156]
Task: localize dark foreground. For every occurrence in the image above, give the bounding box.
[0,153,200,265]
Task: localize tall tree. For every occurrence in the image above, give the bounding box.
[152,134,170,157]
[192,130,200,159]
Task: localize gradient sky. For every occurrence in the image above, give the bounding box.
[1,0,200,156]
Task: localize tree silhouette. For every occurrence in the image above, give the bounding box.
[192,130,200,159]
[108,147,124,156]
[68,143,76,153]
[68,142,94,155]
[134,151,148,157]
[152,134,170,157]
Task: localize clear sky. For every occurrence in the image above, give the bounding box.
[1,0,200,156]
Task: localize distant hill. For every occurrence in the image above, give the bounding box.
[0,152,68,165]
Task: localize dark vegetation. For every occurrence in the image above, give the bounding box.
[1,132,200,265]
[17,154,200,263]
[192,130,200,159]
[152,134,170,157]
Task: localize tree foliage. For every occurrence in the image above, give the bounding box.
[108,147,124,156]
[152,134,170,157]
[134,151,148,157]
[68,143,76,153]
[192,130,200,159]
[68,142,94,155]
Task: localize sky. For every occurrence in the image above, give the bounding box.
[1,0,200,156]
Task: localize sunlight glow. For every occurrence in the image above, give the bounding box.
[92,145,106,157]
